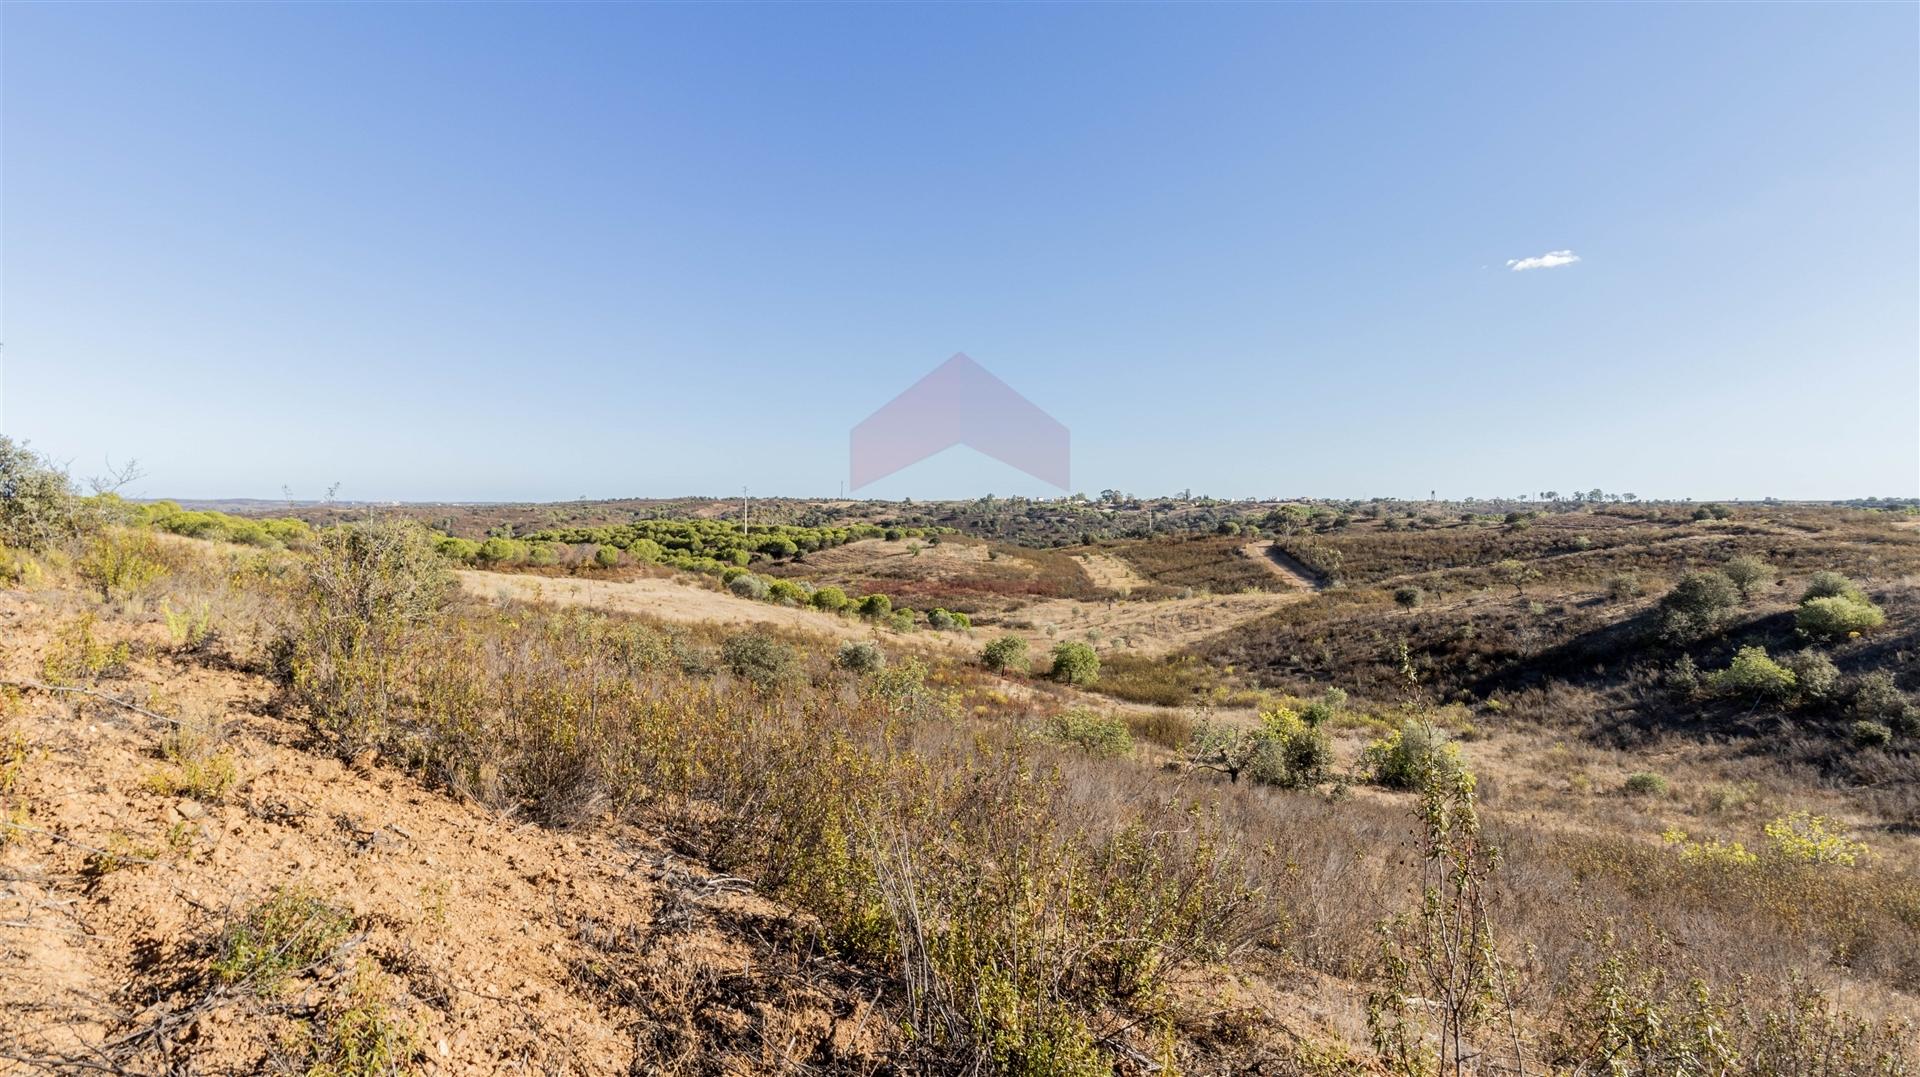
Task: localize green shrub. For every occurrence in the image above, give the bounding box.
[213,888,357,991]
[720,631,795,688]
[857,593,893,619]
[1705,646,1797,700]
[144,718,238,802]
[928,607,957,630]
[1605,573,1643,601]
[1802,571,1865,603]
[1796,595,1884,641]
[525,541,562,567]
[301,964,421,1076]
[727,573,770,600]
[592,544,620,568]
[1361,721,1466,790]
[435,536,481,563]
[1393,585,1424,609]
[475,537,523,565]
[0,436,76,552]
[865,656,940,719]
[1848,671,1915,733]
[835,641,884,674]
[811,585,849,612]
[288,519,454,752]
[1049,641,1099,686]
[1186,709,1330,789]
[1659,571,1739,640]
[161,600,215,650]
[886,609,916,633]
[1783,649,1841,704]
[982,635,1030,674]
[1245,709,1332,789]
[766,578,808,605]
[1623,772,1668,797]
[1722,555,1775,602]
[1850,720,1894,749]
[1044,709,1132,758]
[77,528,168,601]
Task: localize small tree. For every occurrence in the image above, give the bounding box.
[1044,709,1132,758]
[0,436,77,551]
[1394,585,1424,609]
[981,635,1029,673]
[857,593,892,619]
[592,544,620,569]
[1049,640,1100,686]
[810,585,849,612]
[1722,555,1774,603]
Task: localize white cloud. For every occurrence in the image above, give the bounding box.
[1505,249,1580,272]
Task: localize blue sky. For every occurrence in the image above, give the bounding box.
[3,3,1914,502]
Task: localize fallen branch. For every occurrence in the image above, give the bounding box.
[0,679,182,727]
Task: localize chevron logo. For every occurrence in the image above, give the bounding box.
[849,353,1070,492]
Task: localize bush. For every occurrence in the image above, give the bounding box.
[811,585,849,612]
[592,544,620,568]
[727,573,770,600]
[1623,772,1668,797]
[1605,573,1643,601]
[1186,709,1331,789]
[1722,555,1774,602]
[435,536,481,563]
[1764,811,1869,865]
[1848,671,1915,733]
[1802,571,1865,603]
[0,436,76,552]
[1245,709,1332,789]
[857,593,892,619]
[1049,641,1100,686]
[144,717,238,802]
[1361,721,1466,790]
[1705,646,1797,700]
[835,641,885,674]
[288,519,454,752]
[927,607,970,631]
[1297,688,1346,729]
[1044,709,1132,758]
[77,528,168,601]
[213,888,357,991]
[1783,649,1841,704]
[982,635,1030,673]
[1393,585,1424,609]
[1850,720,1894,749]
[475,537,523,565]
[1659,571,1739,640]
[1796,595,1884,641]
[720,631,795,688]
[766,578,807,605]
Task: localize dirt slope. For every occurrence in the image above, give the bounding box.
[0,592,886,1075]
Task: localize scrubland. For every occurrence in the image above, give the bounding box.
[4,442,1917,1075]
